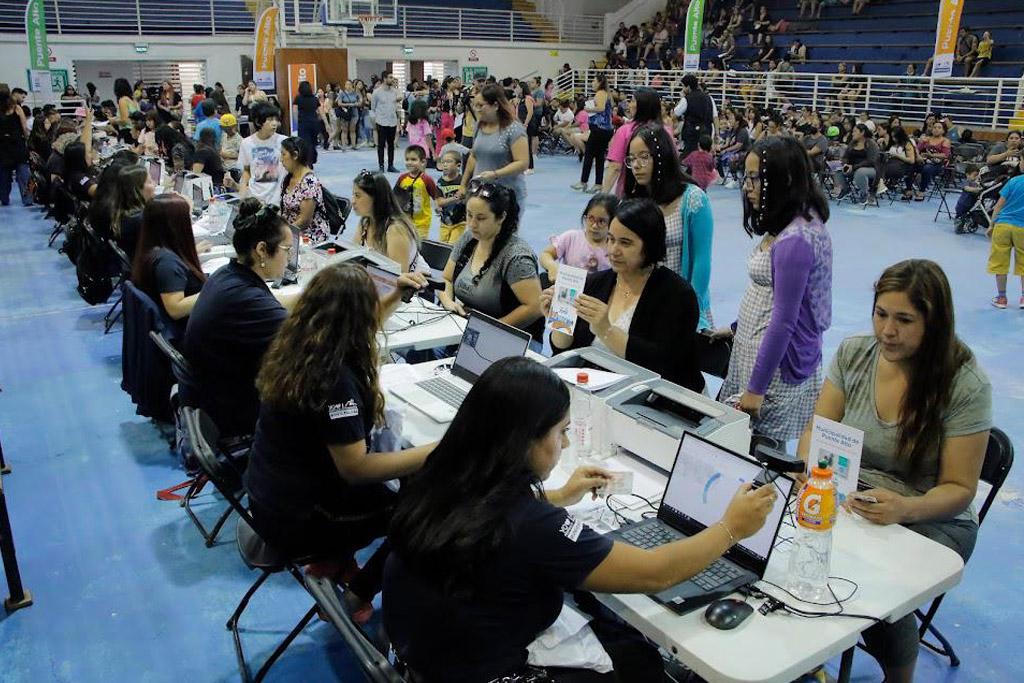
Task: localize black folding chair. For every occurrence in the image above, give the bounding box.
[149,332,238,547]
[184,408,317,683]
[933,162,967,223]
[419,240,453,271]
[304,574,407,682]
[104,240,132,334]
[915,427,1014,666]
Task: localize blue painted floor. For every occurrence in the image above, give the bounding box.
[1,148,1020,681]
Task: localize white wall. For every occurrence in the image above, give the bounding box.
[0,32,602,105]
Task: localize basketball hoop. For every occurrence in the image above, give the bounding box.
[356,13,384,37]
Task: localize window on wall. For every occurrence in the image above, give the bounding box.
[422,61,446,83]
[390,61,408,91]
[72,60,207,100]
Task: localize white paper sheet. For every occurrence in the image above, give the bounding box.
[808,415,864,503]
[547,264,588,334]
[553,367,628,392]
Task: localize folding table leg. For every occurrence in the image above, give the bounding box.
[837,647,854,683]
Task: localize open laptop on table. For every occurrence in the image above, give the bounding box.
[389,311,531,423]
[608,431,794,615]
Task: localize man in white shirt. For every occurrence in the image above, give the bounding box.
[238,101,286,204]
[370,71,401,172]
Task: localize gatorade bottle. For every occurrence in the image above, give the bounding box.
[571,372,593,463]
[787,459,836,602]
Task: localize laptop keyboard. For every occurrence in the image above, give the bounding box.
[620,524,744,591]
[416,377,467,408]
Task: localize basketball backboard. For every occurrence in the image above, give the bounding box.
[324,0,397,25]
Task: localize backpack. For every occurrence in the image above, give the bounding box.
[319,186,350,236]
[75,231,114,305]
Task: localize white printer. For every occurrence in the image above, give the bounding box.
[543,347,659,399]
[605,379,751,472]
[315,238,402,274]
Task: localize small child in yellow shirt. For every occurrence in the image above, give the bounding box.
[435,149,466,244]
[393,145,440,239]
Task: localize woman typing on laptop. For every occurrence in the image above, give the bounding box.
[244,262,431,626]
[384,357,775,682]
[796,260,991,683]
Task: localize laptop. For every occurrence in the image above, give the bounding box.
[173,172,186,194]
[390,312,531,423]
[192,183,209,215]
[608,431,794,615]
[147,158,162,185]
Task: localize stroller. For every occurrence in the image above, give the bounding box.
[537,127,577,156]
[955,169,1011,235]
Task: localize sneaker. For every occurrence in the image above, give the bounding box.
[387,166,399,173]
[724,179,738,189]
[992,296,1008,309]
[570,182,586,191]
[1019,296,1024,310]
[585,185,600,193]
[524,168,535,175]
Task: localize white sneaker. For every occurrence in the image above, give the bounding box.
[524,169,535,175]
[571,182,586,191]
[724,179,738,189]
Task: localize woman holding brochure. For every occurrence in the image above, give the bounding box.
[796,259,991,683]
[384,356,776,682]
[541,198,705,393]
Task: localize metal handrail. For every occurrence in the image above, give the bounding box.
[2,0,604,43]
[560,68,1024,130]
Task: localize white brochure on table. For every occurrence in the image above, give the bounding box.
[808,415,864,503]
[548,264,588,334]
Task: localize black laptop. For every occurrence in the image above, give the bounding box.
[608,431,794,615]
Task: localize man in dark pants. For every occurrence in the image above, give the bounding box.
[371,70,400,172]
[674,74,715,160]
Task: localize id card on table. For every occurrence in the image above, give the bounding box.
[548,264,587,334]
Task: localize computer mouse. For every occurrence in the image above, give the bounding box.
[703,598,754,630]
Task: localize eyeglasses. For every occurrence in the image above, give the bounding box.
[585,214,610,227]
[624,152,653,170]
[279,243,293,253]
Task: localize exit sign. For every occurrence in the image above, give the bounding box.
[134,43,149,53]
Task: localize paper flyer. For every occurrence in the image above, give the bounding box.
[808,415,864,503]
[548,264,587,334]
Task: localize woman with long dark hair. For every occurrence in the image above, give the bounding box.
[623,123,715,330]
[572,73,614,193]
[154,124,195,174]
[156,80,183,124]
[602,87,674,195]
[108,164,155,258]
[385,356,776,681]
[544,199,705,392]
[280,136,329,243]
[109,77,140,133]
[883,125,919,201]
[131,194,206,334]
[439,181,542,336]
[717,136,832,439]
[352,169,429,273]
[293,80,321,166]
[459,83,529,217]
[797,259,990,683]
[245,262,433,620]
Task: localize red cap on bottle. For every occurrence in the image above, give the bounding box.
[576,371,589,385]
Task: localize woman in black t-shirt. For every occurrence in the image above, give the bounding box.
[131,194,206,335]
[190,126,226,188]
[385,357,777,682]
[108,164,155,259]
[293,80,321,166]
[63,141,97,201]
[245,262,431,617]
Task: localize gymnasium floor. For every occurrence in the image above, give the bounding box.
[0,148,1020,682]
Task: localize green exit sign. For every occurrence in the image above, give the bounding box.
[134,43,149,53]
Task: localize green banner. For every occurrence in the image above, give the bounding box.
[25,0,48,71]
[683,0,706,71]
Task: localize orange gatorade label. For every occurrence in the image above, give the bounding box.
[796,466,836,531]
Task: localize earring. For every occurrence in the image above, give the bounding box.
[260,260,266,268]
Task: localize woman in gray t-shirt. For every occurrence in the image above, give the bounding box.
[459,84,529,217]
[438,181,541,335]
[797,259,991,683]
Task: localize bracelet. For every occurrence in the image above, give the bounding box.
[717,521,737,547]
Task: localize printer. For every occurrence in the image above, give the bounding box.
[605,379,751,472]
[316,238,403,274]
[543,347,659,399]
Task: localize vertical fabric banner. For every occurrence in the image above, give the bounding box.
[25,0,49,92]
[287,63,317,135]
[931,0,964,78]
[254,6,280,90]
[683,0,706,72]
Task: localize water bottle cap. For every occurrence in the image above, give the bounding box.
[576,371,589,385]
[327,248,337,255]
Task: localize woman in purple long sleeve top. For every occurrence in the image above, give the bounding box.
[719,137,833,440]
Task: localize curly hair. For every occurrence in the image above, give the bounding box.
[256,263,385,425]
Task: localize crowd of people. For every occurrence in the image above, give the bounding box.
[2,59,1010,682]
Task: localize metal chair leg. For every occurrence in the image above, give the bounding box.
[203,505,236,548]
[252,605,318,683]
[916,597,961,667]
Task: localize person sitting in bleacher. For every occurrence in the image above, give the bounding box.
[543,198,705,393]
[182,200,296,440]
[384,356,776,682]
[883,126,920,202]
[438,181,543,337]
[797,259,990,683]
[244,262,431,622]
[130,194,206,337]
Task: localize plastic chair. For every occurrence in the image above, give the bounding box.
[104,240,132,334]
[915,427,1014,667]
[184,408,317,683]
[304,574,407,682]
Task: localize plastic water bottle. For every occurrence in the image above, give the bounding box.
[787,459,836,602]
[571,372,594,462]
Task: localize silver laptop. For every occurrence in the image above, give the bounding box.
[390,312,531,423]
[608,431,794,615]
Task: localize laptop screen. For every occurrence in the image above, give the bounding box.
[192,183,206,211]
[147,159,161,185]
[661,432,793,567]
[367,264,398,299]
[451,312,531,383]
[173,173,185,194]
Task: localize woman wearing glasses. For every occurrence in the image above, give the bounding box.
[623,123,716,331]
[351,170,430,273]
[601,87,676,196]
[542,198,705,393]
[245,262,432,623]
[438,181,543,337]
[716,136,832,440]
[458,83,529,218]
[384,357,776,682]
